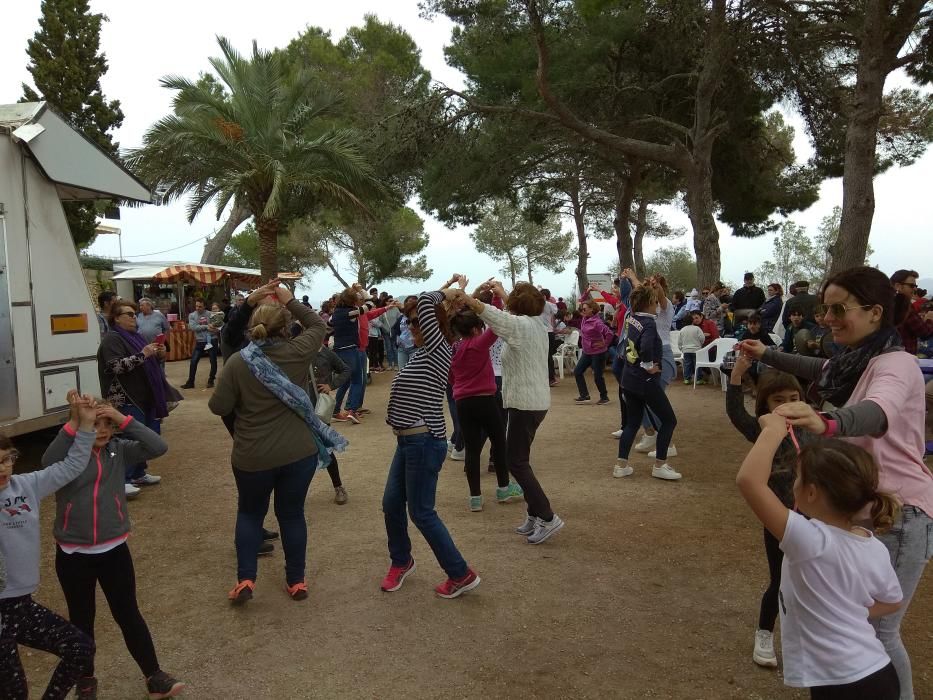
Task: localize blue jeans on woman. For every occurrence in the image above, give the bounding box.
[232,454,317,585]
[120,404,160,482]
[574,351,608,400]
[382,433,468,579]
[333,347,363,413]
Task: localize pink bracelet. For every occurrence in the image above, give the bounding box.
[819,413,838,438]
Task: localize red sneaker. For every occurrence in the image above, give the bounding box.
[435,568,481,599]
[380,558,416,592]
[228,579,255,605]
[333,411,351,422]
[346,410,362,424]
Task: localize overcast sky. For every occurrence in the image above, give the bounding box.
[2,0,932,300]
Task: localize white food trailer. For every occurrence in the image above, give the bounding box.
[0,102,151,436]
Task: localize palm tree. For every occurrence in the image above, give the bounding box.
[126,37,381,279]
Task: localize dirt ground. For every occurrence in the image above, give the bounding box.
[16,360,932,699]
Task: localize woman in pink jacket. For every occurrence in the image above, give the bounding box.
[573,300,615,405]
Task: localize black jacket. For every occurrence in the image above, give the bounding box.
[731,285,765,312]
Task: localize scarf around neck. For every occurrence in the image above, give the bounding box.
[808,326,903,408]
[240,340,348,470]
[114,326,169,418]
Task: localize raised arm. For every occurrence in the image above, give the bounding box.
[735,415,791,540]
[417,290,449,354]
[761,347,824,381]
[726,355,760,443]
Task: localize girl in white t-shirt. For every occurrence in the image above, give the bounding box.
[736,415,903,699]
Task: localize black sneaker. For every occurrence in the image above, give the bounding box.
[258,541,274,556]
[146,670,185,699]
[262,528,279,541]
[574,396,592,404]
[596,397,610,405]
[180,383,194,389]
[75,676,98,699]
[207,379,215,388]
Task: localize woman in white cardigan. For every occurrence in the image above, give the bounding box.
[456,281,564,544]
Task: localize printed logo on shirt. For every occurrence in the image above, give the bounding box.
[1,495,32,530]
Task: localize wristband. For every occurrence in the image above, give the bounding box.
[818,413,838,438]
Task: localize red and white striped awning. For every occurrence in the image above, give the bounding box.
[152,264,227,285]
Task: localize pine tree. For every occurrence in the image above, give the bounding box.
[21,0,125,248]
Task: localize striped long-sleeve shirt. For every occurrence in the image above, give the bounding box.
[386,291,452,439]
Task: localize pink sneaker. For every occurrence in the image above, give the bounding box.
[381,558,416,592]
[435,568,480,599]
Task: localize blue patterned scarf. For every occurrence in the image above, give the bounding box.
[240,340,348,470]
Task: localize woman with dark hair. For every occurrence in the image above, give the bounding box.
[380,285,480,598]
[572,299,614,405]
[97,300,181,494]
[330,288,365,424]
[739,266,933,700]
[455,281,565,544]
[757,283,784,335]
[449,309,523,511]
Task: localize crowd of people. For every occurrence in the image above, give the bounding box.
[1,263,932,700]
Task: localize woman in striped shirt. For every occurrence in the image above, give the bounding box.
[380,286,480,599]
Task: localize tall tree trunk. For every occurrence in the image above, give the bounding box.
[633,197,648,277]
[256,216,279,281]
[507,255,518,287]
[831,0,927,275]
[526,251,533,285]
[325,258,350,289]
[684,154,721,288]
[613,169,640,273]
[569,188,589,293]
[200,202,250,264]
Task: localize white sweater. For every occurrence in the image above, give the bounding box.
[478,304,551,411]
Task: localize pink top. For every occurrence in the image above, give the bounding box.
[579,315,615,355]
[450,329,498,401]
[843,352,933,517]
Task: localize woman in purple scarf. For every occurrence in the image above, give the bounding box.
[97,299,182,491]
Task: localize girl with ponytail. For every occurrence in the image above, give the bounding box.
[737,419,903,698]
[737,266,932,700]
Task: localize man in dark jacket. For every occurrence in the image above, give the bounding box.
[780,280,817,325]
[731,272,765,316]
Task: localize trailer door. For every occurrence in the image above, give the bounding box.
[0,213,18,421]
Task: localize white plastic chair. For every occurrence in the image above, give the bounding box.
[693,338,736,391]
[769,333,782,346]
[552,329,580,379]
[669,330,684,375]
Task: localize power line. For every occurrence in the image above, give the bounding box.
[122,236,208,258]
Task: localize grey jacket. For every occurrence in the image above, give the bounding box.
[42,419,167,546]
[312,346,351,394]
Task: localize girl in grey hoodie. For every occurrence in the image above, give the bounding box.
[0,393,97,700]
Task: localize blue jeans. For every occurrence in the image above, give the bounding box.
[120,404,160,482]
[446,384,463,451]
[232,454,317,585]
[333,347,363,412]
[383,330,397,367]
[186,341,217,385]
[870,506,932,699]
[574,351,608,400]
[382,433,468,579]
[397,345,413,371]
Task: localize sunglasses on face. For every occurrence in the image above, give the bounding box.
[814,303,874,318]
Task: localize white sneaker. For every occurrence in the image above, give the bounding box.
[447,440,454,453]
[613,464,634,478]
[125,483,141,499]
[515,515,537,536]
[633,434,657,452]
[651,463,682,481]
[648,446,678,458]
[527,514,564,544]
[204,343,213,350]
[449,448,465,461]
[753,629,778,668]
[132,473,162,486]
[611,429,623,439]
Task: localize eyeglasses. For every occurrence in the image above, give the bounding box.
[814,303,874,318]
[898,281,917,289]
[116,311,135,318]
[0,451,20,467]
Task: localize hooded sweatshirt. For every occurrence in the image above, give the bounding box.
[0,430,95,599]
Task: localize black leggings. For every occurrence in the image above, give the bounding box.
[457,395,510,496]
[618,380,677,461]
[0,595,94,700]
[506,409,553,520]
[759,527,783,632]
[54,543,160,678]
[367,337,384,369]
[326,454,342,488]
[809,662,899,699]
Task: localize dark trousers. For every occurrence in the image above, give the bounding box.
[618,380,677,461]
[547,331,557,382]
[759,527,783,632]
[367,336,384,370]
[120,404,160,482]
[809,663,899,699]
[186,341,217,385]
[457,395,510,496]
[0,595,94,700]
[326,454,342,488]
[446,384,464,451]
[333,347,363,412]
[382,433,468,578]
[505,408,553,521]
[232,454,317,585]
[54,543,159,678]
[574,351,608,400]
